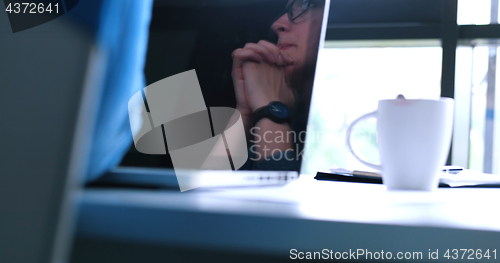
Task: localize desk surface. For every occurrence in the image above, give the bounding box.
[76,175,500,260]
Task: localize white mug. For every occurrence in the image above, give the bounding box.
[346,97,454,191]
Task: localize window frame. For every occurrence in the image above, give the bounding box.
[325,0,500,172]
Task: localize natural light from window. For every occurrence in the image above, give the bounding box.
[457,0,498,25]
[302,44,442,175]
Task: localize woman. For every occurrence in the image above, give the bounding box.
[233,0,325,170]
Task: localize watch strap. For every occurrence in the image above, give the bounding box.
[251,102,291,128]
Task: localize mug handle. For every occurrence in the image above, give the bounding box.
[345,111,382,171]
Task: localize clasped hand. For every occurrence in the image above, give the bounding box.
[231,40,295,127]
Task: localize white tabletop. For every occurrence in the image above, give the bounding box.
[77,175,500,259]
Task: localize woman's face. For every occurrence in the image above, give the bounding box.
[271,0,325,85]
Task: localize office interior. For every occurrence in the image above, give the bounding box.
[2,0,500,262]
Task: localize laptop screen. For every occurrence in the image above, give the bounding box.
[121,0,332,174]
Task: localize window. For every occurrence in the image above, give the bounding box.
[454,0,500,174]
[302,0,500,176]
[302,42,442,175]
[457,0,499,25]
[455,44,500,174]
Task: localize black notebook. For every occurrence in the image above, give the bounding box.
[315,169,500,188]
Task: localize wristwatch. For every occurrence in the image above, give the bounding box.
[252,101,291,127]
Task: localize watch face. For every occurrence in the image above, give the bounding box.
[269,102,289,119]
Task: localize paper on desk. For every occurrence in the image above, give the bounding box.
[440,169,500,187]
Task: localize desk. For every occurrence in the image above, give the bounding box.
[73,175,500,262]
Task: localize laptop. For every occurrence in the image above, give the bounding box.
[0,8,98,263]
[91,0,332,191]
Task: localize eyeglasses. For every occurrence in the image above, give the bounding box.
[285,0,317,21]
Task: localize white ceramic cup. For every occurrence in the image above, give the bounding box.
[346,97,454,191]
